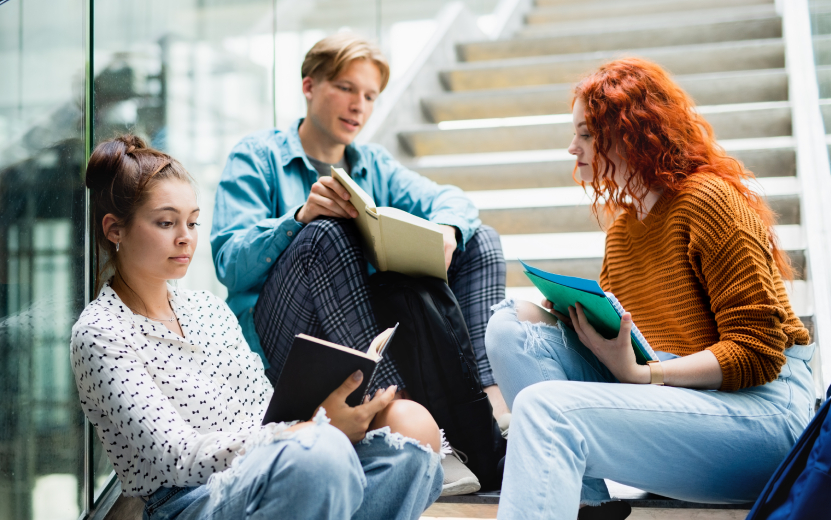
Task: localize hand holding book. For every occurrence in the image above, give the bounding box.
[262,324,400,425]
[317,371,397,443]
[295,174,358,224]
[521,260,657,365]
[564,302,652,385]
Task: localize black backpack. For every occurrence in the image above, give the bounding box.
[369,271,506,491]
[746,385,831,519]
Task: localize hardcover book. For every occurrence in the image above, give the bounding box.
[332,166,447,282]
[262,324,399,424]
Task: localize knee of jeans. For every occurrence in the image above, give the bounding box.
[277,424,362,490]
[485,306,523,365]
[512,383,562,424]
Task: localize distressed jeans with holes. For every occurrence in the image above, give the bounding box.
[484,299,816,520]
[142,422,443,520]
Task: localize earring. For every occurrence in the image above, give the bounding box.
[116,241,120,253]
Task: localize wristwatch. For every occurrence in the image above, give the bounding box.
[646,360,664,386]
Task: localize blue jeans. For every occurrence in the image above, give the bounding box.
[485,300,815,520]
[142,422,443,520]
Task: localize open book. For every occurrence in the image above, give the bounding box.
[521,260,657,365]
[262,324,399,424]
[331,166,447,282]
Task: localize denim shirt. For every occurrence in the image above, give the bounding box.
[210,119,481,363]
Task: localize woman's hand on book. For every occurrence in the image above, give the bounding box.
[542,299,574,328]
[296,176,359,224]
[438,225,458,270]
[318,370,397,443]
[569,303,651,385]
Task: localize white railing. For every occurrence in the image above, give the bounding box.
[783,0,831,400]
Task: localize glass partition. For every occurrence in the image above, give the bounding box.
[0,0,87,519]
[1,0,502,517]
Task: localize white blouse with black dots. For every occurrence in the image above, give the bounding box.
[70,282,274,497]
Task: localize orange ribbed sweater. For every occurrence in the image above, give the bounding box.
[600,175,810,391]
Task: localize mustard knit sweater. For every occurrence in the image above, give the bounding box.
[600,175,810,391]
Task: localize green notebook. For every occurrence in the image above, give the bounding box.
[521,260,657,365]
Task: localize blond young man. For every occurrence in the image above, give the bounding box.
[210,34,508,495]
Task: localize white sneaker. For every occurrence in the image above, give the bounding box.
[440,448,481,496]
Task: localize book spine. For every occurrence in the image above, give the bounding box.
[372,211,388,271]
[362,364,381,402]
[605,293,657,361]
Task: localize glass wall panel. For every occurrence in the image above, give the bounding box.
[2,0,505,517]
[92,0,277,298]
[0,0,87,518]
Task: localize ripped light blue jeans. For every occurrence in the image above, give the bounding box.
[485,300,816,520]
[142,422,443,520]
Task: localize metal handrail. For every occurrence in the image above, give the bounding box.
[783,0,831,401]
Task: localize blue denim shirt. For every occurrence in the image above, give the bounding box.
[210,119,481,363]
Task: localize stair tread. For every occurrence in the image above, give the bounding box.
[467,175,799,210]
[417,100,791,130]
[423,68,787,122]
[525,0,772,24]
[460,11,780,61]
[499,224,803,262]
[444,38,782,73]
[400,102,792,156]
[409,136,796,169]
[520,3,776,36]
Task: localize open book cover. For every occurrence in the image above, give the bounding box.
[520,260,657,365]
[331,166,447,282]
[262,324,399,424]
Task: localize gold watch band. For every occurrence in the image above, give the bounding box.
[646,360,664,386]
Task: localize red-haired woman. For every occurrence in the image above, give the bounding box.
[485,58,815,520]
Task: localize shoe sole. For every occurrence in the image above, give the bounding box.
[441,477,482,496]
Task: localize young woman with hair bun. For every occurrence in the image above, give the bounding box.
[72,135,444,520]
[485,58,814,520]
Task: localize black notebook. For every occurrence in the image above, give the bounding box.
[262,324,399,424]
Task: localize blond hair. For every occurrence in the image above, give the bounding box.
[301,33,390,92]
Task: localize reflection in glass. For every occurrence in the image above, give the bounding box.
[0,0,87,518]
[2,0,506,516]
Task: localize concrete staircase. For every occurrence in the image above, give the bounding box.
[399,0,817,337]
[383,0,830,515]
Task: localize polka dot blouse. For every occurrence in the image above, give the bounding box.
[70,282,274,497]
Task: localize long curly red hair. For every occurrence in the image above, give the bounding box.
[573,57,792,279]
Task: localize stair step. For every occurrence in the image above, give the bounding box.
[520,3,776,38]
[472,175,799,210]
[474,176,800,235]
[423,68,787,122]
[500,224,805,282]
[440,39,784,92]
[460,13,780,62]
[400,102,791,156]
[526,0,771,25]
[413,141,795,190]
